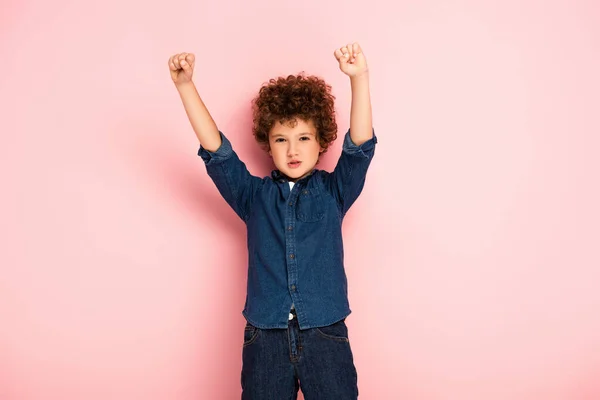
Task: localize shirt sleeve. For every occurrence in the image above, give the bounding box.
[327,128,378,216]
[198,131,263,222]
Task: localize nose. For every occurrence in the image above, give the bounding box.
[287,142,298,157]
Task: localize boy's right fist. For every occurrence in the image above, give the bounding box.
[168,52,195,85]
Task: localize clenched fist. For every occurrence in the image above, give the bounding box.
[168,52,195,85]
[334,43,368,78]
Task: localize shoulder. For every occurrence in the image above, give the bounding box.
[309,169,332,190]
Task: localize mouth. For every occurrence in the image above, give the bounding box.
[288,160,302,169]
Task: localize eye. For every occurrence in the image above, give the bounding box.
[300,136,310,141]
[275,138,285,143]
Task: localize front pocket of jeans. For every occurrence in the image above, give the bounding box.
[243,324,259,347]
[297,188,325,222]
[316,320,349,342]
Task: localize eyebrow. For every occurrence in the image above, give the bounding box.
[271,132,316,138]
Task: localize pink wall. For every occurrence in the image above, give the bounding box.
[1,0,599,399]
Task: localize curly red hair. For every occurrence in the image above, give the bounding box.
[251,73,338,153]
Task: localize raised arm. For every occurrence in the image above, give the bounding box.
[334,43,373,146]
[168,52,262,222]
[329,43,377,216]
[168,52,222,152]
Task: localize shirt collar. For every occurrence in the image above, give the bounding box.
[271,169,316,183]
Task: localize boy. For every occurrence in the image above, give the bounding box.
[168,42,377,399]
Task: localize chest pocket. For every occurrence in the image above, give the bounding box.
[296,187,325,222]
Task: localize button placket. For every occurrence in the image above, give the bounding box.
[285,182,300,315]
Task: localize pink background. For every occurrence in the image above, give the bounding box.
[1,0,599,399]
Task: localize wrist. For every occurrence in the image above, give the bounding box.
[350,71,369,84]
[175,80,195,91]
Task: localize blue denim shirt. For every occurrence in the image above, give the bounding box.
[198,129,377,329]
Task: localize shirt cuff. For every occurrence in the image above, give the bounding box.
[342,128,378,158]
[197,131,234,164]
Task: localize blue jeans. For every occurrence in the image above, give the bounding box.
[241,310,359,399]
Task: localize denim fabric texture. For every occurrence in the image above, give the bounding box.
[198,129,377,329]
[241,312,359,399]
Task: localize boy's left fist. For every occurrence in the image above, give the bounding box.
[334,43,368,77]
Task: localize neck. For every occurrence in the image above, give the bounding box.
[284,169,314,183]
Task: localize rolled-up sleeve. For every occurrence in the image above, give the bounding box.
[197,131,262,222]
[342,129,378,158]
[328,129,378,216]
[198,131,234,164]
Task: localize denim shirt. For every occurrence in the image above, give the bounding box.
[198,129,377,329]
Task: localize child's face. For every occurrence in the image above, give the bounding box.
[268,118,324,182]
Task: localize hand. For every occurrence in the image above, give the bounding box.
[334,43,368,78]
[168,52,195,85]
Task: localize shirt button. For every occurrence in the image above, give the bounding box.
[289,202,294,206]
[303,190,308,195]
[291,285,296,291]
[289,312,294,320]
[289,254,295,259]
[287,226,293,231]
